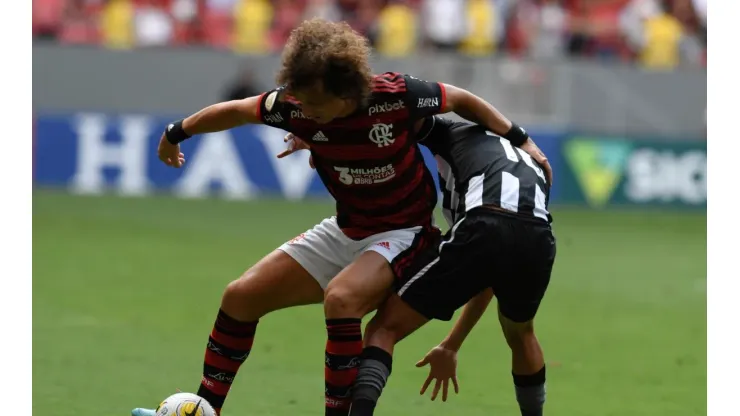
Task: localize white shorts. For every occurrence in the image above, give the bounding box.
[278,216,438,289]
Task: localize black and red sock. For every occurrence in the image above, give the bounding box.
[325,318,363,416]
[196,309,258,415]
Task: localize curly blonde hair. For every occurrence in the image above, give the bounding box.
[277,19,374,104]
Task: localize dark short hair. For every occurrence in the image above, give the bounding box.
[277,19,374,104]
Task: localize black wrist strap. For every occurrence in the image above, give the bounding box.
[164,120,191,145]
[503,123,529,147]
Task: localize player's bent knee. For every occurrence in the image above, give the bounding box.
[221,251,324,321]
[222,265,299,320]
[324,251,396,318]
[221,274,269,321]
[500,316,536,349]
[365,295,427,348]
[323,282,366,317]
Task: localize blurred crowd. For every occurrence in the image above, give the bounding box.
[33,0,707,69]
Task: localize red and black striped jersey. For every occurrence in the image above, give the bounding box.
[257,72,447,239]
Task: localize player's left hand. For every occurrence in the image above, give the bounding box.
[276,133,314,169]
[416,345,460,402]
[157,134,186,168]
[520,138,553,185]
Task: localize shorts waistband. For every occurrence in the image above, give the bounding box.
[470,205,551,227]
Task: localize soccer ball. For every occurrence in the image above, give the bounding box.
[155,392,217,416]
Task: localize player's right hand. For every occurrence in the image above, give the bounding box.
[157,135,186,168]
[416,345,460,402]
[520,138,553,185]
[276,133,314,169]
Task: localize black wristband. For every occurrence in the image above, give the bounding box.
[503,123,529,147]
[164,120,191,145]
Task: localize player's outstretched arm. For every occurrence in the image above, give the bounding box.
[157,96,263,168]
[442,85,514,138]
[439,287,494,352]
[416,288,494,401]
[442,85,554,184]
[181,95,263,135]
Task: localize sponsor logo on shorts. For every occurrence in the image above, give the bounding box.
[417,97,439,109]
[334,164,396,185]
[368,100,405,115]
[376,241,391,250]
[288,233,306,244]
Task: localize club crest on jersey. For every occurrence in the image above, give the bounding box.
[417,97,439,109]
[369,123,395,147]
[368,99,405,115]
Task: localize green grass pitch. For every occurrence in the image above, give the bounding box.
[32,190,706,416]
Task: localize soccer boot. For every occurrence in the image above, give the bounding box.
[131,408,156,416]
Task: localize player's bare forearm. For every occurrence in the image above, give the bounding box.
[441,84,513,136]
[182,96,262,135]
[441,84,553,183]
[439,288,494,352]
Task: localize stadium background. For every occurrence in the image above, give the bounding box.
[32,1,707,415]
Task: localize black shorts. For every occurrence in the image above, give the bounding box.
[395,208,556,322]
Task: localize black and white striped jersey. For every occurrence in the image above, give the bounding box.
[417,116,552,228]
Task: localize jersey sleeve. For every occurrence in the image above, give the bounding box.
[256,88,293,130]
[416,116,442,153]
[419,116,463,150]
[402,74,447,119]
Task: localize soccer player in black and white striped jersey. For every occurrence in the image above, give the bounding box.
[349,116,556,416]
[422,116,552,228]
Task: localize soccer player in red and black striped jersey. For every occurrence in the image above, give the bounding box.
[134,18,551,416]
[259,71,440,240]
